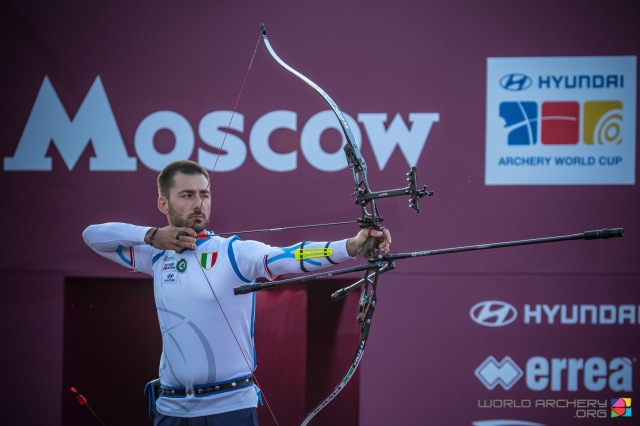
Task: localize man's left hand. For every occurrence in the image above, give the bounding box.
[347,227,392,257]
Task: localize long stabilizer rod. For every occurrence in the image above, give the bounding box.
[381,228,625,262]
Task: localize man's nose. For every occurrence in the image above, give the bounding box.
[192,193,206,207]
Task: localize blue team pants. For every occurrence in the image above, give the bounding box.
[154,408,258,425]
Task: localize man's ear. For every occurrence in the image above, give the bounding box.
[158,196,169,215]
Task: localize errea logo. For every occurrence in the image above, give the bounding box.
[470,300,517,327]
[475,355,633,392]
[475,356,523,390]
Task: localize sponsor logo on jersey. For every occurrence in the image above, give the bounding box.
[176,258,187,273]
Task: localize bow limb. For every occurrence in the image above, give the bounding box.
[300,268,379,426]
[260,23,385,424]
[260,25,364,175]
[260,24,382,253]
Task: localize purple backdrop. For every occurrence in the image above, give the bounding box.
[1,1,638,425]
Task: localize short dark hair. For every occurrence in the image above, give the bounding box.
[157,160,209,199]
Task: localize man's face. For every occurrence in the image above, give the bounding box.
[161,172,211,233]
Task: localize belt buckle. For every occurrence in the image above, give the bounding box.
[187,387,194,396]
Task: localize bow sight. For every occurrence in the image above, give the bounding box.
[353,166,433,213]
[350,165,431,257]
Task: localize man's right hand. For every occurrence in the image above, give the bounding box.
[145,226,197,251]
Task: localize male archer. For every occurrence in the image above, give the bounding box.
[83,160,391,426]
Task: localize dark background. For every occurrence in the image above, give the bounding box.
[0,1,638,425]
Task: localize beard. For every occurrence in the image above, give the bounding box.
[168,203,210,233]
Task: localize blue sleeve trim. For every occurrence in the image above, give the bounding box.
[116,245,132,266]
[228,236,251,283]
[152,251,166,266]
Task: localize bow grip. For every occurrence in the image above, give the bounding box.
[357,235,378,257]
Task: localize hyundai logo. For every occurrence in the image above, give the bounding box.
[500,73,532,91]
[470,300,517,327]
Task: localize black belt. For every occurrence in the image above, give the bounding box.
[159,376,254,398]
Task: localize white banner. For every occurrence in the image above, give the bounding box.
[485,56,636,185]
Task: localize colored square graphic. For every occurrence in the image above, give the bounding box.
[540,101,580,145]
[584,101,623,145]
[611,397,631,417]
[499,101,538,145]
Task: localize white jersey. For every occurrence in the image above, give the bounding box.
[83,222,352,417]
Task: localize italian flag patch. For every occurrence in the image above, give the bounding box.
[200,252,218,270]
